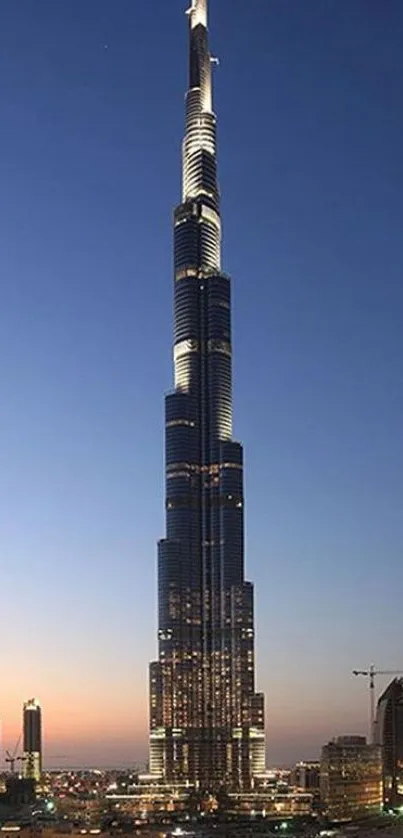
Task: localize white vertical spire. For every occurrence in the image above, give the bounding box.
[190,0,207,29]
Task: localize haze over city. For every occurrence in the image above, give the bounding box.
[1,0,402,769]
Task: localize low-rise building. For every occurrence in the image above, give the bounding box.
[293,761,320,793]
[320,735,382,822]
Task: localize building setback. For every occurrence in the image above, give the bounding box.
[148,0,265,791]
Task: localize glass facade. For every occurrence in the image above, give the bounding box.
[320,736,382,822]
[148,0,265,791]
[375,677,403,808]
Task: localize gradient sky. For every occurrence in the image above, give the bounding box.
[0,0,402,768]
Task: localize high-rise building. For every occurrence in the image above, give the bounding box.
[375,677,403,809]
[148,0,265,791]
[320,736,382,822]
[23,698,42,783]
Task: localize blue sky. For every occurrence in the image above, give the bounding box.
[0,0,402,766]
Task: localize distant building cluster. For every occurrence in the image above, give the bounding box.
[0,681,402,830]
[316,677,403,822]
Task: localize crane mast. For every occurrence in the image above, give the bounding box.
[353,665,403,743]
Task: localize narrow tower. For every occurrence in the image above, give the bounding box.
[23,698,42,783]
[148,0,265,791]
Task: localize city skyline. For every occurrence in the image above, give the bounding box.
[0,0,402,768]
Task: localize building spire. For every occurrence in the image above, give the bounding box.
[187,0,212,114]
[184,0,217,213]
[189,0,207,29]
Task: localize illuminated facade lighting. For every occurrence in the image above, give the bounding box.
[23,698,42,783]
[148,0,265,791]
[320,736,382,822]
[375,677,403,808]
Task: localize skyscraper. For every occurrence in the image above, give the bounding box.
[23,698,42,783]
[148,0,265,791]
[375,678,403,808]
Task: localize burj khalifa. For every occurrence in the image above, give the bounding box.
[148,0,265,791]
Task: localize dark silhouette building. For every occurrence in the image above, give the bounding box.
[23,698,42,782]
[0,777,36,822]
[148,0,265,791]
[4,777,36,807]
[293,760,320,793]
[375,677,403,808]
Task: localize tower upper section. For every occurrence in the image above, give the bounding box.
[179,0,221,273]
[189,0,207,29]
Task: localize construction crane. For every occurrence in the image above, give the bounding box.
[5,734,22,774]
[353,665,403,742]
